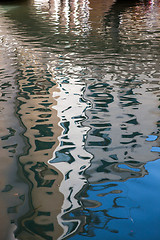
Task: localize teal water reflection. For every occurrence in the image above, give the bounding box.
[0,0,160,239]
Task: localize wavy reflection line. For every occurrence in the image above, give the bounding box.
[48,59,93,239]
[83,79,158,184]
[15,45,73,239]
[16,64,65,239]
[0,35,29,240]
[0,16,67,239]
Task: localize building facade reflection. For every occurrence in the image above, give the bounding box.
[1,0,160,239]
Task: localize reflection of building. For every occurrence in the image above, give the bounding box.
[1,28,65,238]
[48,62,92,239]
[14,47,91,239]
[83,80,159,184]
[0,2,93,238]
[1,0,160,239]
[82,0,160,185]
[0,16,29,240]
[17,70,64,239]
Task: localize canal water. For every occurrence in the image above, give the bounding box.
[0,0,160,239]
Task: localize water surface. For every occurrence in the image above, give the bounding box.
[0,0,160,239]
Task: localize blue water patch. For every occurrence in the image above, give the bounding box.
[146,135,158,141]
[70,158,160,240]
[151,147,160,152]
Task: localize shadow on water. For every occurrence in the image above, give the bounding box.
[103,0,140,49]
[103,0,152,51]
[0,0,30,4]
[1,0,160,239]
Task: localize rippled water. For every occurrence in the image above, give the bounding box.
[0,0,160,239]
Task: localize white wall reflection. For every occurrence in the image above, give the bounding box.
[48,61,92,239]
